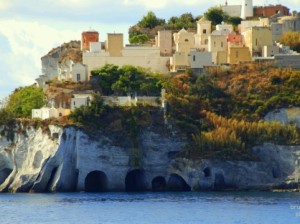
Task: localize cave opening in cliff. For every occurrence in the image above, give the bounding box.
[85,170,108,192]
[125,169,147,192]
[46,167,59,192]
[167,174,191,191]
[152,176,166,191]
[203,167,211,177]
[214,173,225,190]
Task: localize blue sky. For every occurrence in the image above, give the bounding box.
[0,0,298,101]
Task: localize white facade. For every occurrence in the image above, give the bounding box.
[32,107,58,120]
[71,94,93,111]
[216,23,233,33]
[221,5,242,18]
[90,42,102,53]
[190,51,212,69]
[241,0,253,19]
[72,63,88,82]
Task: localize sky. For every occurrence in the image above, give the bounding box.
[0,0,299,102]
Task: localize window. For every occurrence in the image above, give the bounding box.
[203,29,206,34]
[204,39,208,44]
[193,55,196,61]
[256,38,258,46]
[235,51,239,58]
[185,38,189,42]
[221,42,224,47]
[214,41,216,47]
[77,73,81,81]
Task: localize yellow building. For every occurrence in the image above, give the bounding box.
[243,27,272,56]
[216,51,228,64]
[106,33,123,57]
[228,46,252,64]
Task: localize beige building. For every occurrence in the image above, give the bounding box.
[105,33,123,57]
[243,27,273,56]
[173,28,195,54]
[195,17,212,51]
[83,45,169,75]
[240,20,260,33]
[156,30,173,56]
[170,52,187,72]
[171,28,196,69]
[228,46,252,64]
[208,30,229,64]
[263,45,280,57]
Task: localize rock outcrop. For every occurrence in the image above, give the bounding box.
[0,121,299,193]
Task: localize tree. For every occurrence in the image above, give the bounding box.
[129,34,149,44]
[227,16,242,26]
[5,85,45,118]
[204,7,229,25]
[91,64,121,95]
[278,32,300,53]
[167,13,196,29]
[138,11,165,29]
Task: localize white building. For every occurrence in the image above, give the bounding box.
[221,0,253,19]
[241,0,253,19]
[71,94,93,111]
[72,63,88,82]
[190,51,213,74]
[32,107,58,120]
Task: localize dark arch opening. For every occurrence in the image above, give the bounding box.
[85,170,108,192]
[214,173,225,190]
[203,167,211,177]
[125,169,147,192]
[167,174,191,191]
[152,176,166,191]
[46,167,58,192]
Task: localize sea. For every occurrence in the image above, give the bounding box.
[0,191,299,224]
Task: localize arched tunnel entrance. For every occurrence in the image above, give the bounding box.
[85,170,108,192]
[152,176,166,191]
[125,169,147,192]
[167,174,191,191]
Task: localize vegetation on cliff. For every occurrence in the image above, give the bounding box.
[278,31,300,53]
[164,63,300,159]
[91,64,165,96]
[0,85,45,124]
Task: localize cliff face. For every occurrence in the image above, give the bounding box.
[0,123,299,193]
[41,40,81,80]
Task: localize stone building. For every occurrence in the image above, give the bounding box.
[255,4,289,18]
[82,31,99,51]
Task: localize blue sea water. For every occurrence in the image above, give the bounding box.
[0,192,299,224]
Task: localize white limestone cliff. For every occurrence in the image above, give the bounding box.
[0,122,299,193]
